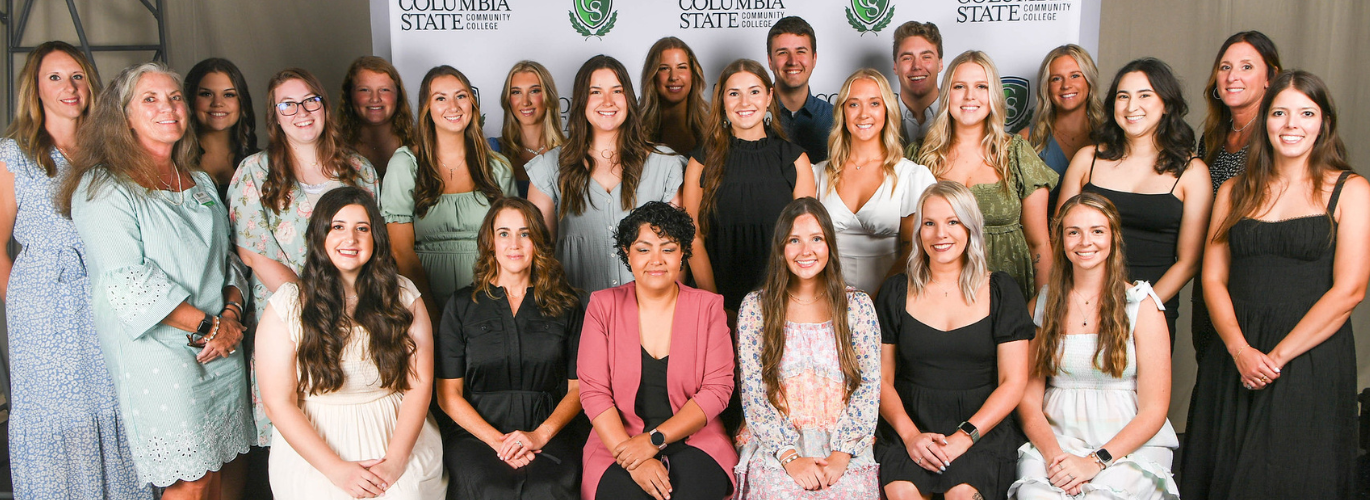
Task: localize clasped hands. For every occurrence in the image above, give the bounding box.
[1046,452,1105,495]
[489,428,547,469]
[781,450,852,491]
[326,455,404,499]
[614,433,672,500]
[1232,344,1282,390]
[902,430,973,474]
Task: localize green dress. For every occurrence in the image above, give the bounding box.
[967,136,1057,298]
[380,146,517,309]
[70,170,254,487]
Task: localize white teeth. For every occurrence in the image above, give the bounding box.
[1059,93,1077,99]
[931,243,953,251]
[338,249,358,256]
[911,76,926,82]
[1279,134,1303,144]
[296,120,313,127]
[856,124,873,129]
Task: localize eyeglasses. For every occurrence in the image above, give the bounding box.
[276,95,324,116]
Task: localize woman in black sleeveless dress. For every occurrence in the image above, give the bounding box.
[1056,58,1212,343]
[1180,71,1369,500]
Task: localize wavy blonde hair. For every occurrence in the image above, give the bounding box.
[498,60,566,155]
[1026,45,1105,154]
[906,181,989,303]
[7,41,102,177]
[918,51,1014,193]
[822,69,905,197]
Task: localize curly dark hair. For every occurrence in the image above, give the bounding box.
[613,201,695,271]
[1093,57,1195,177]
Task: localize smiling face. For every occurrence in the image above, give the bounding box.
[1061,204,1112,271]
[1113,71,1165,138]
[654,48,693,106]
[842,78,886,142]
[626,223,682,290]
[508,70,546,127]
[894,35,942,101]
[1047,55,1089,114]
[194,71,241,133]
[273,78,325,146]
[947,62,991,128]
[37,51,91,122]
[1217,42,1270,112]
[351,69,398,126]
[585,68,627,133]
[723,70,771,135]
[1266,87,1322,161]
[326,203,375,279]
[767,33,815,91]
[427,74,473,136]
[127,72,188,150]
[783,213,830,283]
[919,195,968,267]
[490,207,536,278]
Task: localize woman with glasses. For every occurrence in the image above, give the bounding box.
[382,65,516,321]
[185,58,257,201]
[62,62,253,500]
[338,56,415,179]
[490,60,564,198]
[228,68,379,445]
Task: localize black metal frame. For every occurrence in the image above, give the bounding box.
[1,0,168,115]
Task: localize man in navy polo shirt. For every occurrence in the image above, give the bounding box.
[766,16,833,163]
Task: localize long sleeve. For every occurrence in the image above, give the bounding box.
[736,292,801,454]
[692,291,735,421]
[577,291,616,421]
[828,291,882,455]
[71,174,189,339]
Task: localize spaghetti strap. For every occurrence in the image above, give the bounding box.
[1327,170,1352,213]
[1087,152,1098,183]
[1169,174,1182,194]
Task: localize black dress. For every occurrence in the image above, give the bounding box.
[1191,141,1249,360]
[1081,154,1184,342]
[690,132,804,312]
[873,272,1034,498]
[1180,172,1356,499]
[435,286,587,500]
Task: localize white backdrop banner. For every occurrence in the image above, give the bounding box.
[372,0,1100,134]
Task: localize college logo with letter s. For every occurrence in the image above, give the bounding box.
[847,0,894,34]
[570,0,617,38]
[1001,76,1032,133]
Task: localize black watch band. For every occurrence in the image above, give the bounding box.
[957,421,981,443]
[196,313,215,335]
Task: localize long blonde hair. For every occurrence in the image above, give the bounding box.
[822,69,905,197]
[906,181,989,303]
[7,41,102,177]
[1026,45,1105,154]
[918,51,1014,191]
[498,61,566,156]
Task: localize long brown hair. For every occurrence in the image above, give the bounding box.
[639,37,708,149]
[337,56,416,149]
[1027,45,1105,154]
[58,62,197,217]
[1213,70,1351,243]
[296,187,415,395]
[498,61,566,156]
[698,59,787,237]
[411,65,507,217]
[823,69,904,197]
[557,55,654,218]
[918,51,1014,193]
[8,41,102,177]
[1033,193,1131,378]
[184,57,259,168]
[1200,31,1281,164]
[261,68,361,214]
[757,198,861,414]
[470,197,579,317]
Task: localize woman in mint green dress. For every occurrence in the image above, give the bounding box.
[382,65,515,320]
[62,62,253,496]
[228,68,378,445]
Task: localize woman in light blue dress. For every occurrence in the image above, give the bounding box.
[61,62,254,498]
[0,41,150,500]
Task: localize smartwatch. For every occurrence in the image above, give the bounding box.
[649,428,667,450]
[196,313,215,336]
[957,421,981,443]
[1093,448,1114,467]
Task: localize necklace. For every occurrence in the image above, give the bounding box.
[1070,290,1097,327]
[524,143,547,156]
[440,158,460,180]
[787,291,825,306]
[928,279,953,298]
[160,169,185,205]
[1231,113,1258,133]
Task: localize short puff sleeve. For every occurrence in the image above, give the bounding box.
[525,148,562,206]
[380,146,420,224]
[875,274,909,345]
[1010,135,1059,200]
[990,271,1035,344]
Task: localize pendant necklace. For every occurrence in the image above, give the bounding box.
[1071,290,1095,327]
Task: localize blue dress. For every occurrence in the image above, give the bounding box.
[1,139,151,499]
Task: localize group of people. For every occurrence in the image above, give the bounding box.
[0,11,1362,500]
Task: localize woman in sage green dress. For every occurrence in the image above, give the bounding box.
[915,51,1057,299]
[62,62,254,497]
[382,65,515,320]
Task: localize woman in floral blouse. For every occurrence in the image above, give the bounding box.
[734,198,882,498]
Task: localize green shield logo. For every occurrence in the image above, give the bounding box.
[570,0,617,37]
[1001,76,1032,133]
[846,0,894,34]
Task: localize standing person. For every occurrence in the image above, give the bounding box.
[891,21,943,149]
[0,41,149,500]
[640,37,709,158]
[1019,45,1105,214]
[256,187,447,499]
[684,59,817,313]
[766,16,833,163]
[338,56,416,179]
[733,198,882,498]
[1181,71,1369,500]
[1191,31,1281,360]
[1009,193,1178,499]
[918,51,1057,299]
[875,181,1033,500]
[435,197,586,499]
[62,62,254,499]
[492,60,566,197]
[382,65,516,320]
[526,55,684,293]
[185,57,258,201]
[579,202,738,500]
[1056,58,1212,342]
[814,69,936,295]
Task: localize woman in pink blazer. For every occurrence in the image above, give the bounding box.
[578,201,738,500]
